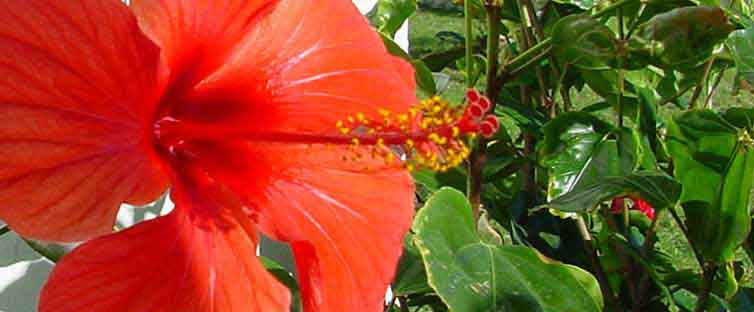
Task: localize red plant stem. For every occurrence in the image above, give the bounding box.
[467,4,501,218]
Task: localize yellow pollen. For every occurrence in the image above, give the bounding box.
[332,94,486,174]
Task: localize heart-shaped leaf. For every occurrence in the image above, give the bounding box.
[413,188,604,312]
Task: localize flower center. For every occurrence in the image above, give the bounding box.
[152,89,499,172]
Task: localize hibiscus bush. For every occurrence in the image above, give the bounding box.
[2,0,754,311]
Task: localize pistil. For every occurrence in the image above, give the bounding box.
[154,90,499,172]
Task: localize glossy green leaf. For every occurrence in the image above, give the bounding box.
[551,14,618,69]
[545,171,681,213]
[634,6,734,70]
[726,27,754,93]
[667,109,754,263]
[413,188,603,312]
[371,0,417,38]
[541,113,645,202]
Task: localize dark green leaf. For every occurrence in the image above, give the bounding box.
[545,171,681,213]
[633,6,735,70]
[551,14,618,69]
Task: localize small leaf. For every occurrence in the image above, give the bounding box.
[371,0,417,38]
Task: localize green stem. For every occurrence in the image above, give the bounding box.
[626,3,647,39]
[464,0,474,89]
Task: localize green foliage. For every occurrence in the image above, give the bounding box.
[391,1,754,311]
[667,109,754,263]
[413,188,603,311]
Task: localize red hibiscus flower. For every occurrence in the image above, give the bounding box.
[0,1,496,311]
[610,197,656,220]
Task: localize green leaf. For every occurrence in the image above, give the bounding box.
[667,109,754,263]
[545,171,681,213]
[551,14,618,69]
[371,0,417,38]
[540,113,613,200]
[260,256,300,312]
[413,188,603,312]
[541,113,646,202]
[726,27,754,93]
[380,33,437,95]
[633,6,735,70]
[260,256,298,292]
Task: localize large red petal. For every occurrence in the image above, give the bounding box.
[39,186,290,312]
[0,0,167,241]
[131,0,279,89]
[149,0,416,135]
[193,142,415,312]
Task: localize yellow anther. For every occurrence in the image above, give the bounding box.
[356,113,366,121]
[351,138,360,146]
[340,127,351,134]
[336,120,344,128]
[452,127,460,137]
[398,114,409,122]
[428,133,440,143]
[347,116,355,123]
